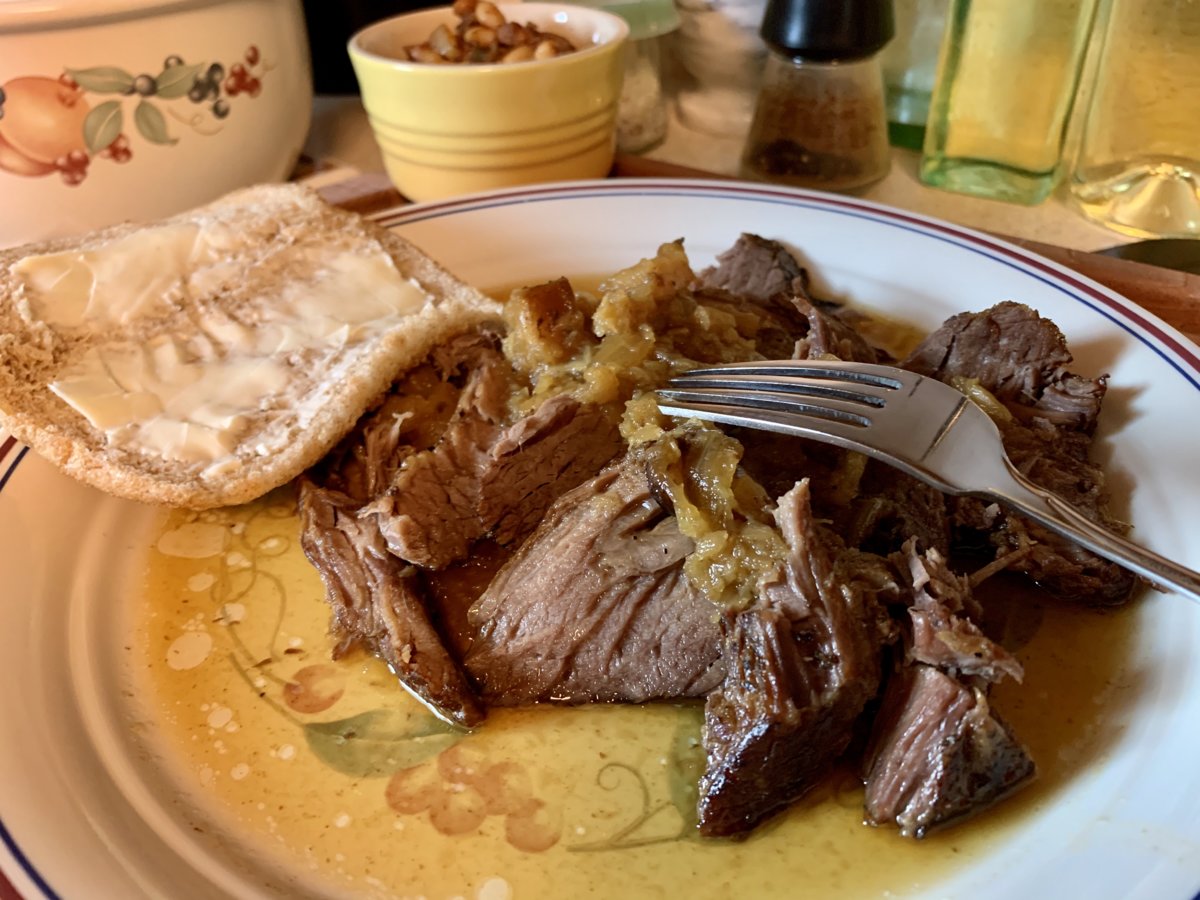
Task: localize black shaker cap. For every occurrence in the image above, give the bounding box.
[760,0,895,61]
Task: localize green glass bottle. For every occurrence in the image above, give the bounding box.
[919,0,1100,204]
[882,0,949,151]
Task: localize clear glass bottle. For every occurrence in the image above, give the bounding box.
[1067,0,1200,238]
[881,0,949,150]
[739,0,894,192]
[671,0,769,139]
[920,0,1100,204]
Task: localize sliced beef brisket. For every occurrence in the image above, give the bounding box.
[904,302,1137,604]
[863,542,1033,837]
[369,357,623,571]
[480,397,621,546]
[902,301,1105,432]
[862,664,1035,837]
[365,341,515,569]
[465,452,725,705]
[697,480,892,836]
[695,233,879,363]
[298,480,485,727]
[696,232,810,309]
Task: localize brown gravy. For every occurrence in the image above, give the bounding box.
[132,492,1142,899]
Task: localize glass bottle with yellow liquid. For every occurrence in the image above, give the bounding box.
[919,0,1100,204]
[1068,0,1200,238]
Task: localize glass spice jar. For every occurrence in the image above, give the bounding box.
[577,0,681,154]
[740,0,895,191]
[618,30,670,153]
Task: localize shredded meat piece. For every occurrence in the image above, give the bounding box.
[298,480,485,727]
[863,665,1035,837]
[697,480,893,836]
[903,302,1136,604]
[903,539,1023,684]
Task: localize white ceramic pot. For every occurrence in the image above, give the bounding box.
[0,0,313,249]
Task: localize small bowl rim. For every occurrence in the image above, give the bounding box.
[347,2,630,74]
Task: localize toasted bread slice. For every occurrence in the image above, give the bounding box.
[0,183,501,508]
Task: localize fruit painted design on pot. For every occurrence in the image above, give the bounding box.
[0,45,266,186]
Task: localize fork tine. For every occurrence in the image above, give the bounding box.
[665,376,886,410]
[653,393,890,462]
[656,364,962,491]
[657,386,875,427]
[672,360,910,390]
[670,362,910,409]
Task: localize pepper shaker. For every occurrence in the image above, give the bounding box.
[739,0,894,191]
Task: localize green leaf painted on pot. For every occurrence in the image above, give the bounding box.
[667,703,705,831]
[304,708,463,778]
[155,62,204,99]
[67,67,135,94]
[134,101,175,145]
[83,101,123,154]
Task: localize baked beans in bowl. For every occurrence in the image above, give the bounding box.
[348,2,628,201]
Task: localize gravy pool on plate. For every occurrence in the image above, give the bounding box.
[129,283,1142,898]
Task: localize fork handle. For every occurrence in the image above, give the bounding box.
[995,462,1200,603]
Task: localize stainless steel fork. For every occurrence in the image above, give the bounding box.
[656,359,1200,602]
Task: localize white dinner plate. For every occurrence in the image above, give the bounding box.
[3,179,1200,900]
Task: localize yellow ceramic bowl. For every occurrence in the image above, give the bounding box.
[348,3,628,201]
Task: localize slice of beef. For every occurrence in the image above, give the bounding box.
[964,418,1139,604]
[862,664,1035,837]
[696,233,879,363]
[902,301,1105,433]
[904,302,1136,604]
[903,539,1023,683]
[839,462,951,557]
[365,341,513,569]
[697,233,809,308]
[367,412,502,570]
[697,480,891,837]
[480,398,621,546]
[465,452,725,705]
[789,288,880,364]
[297,479,485,728]
[369,355,623,569]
